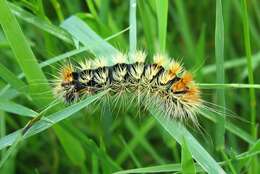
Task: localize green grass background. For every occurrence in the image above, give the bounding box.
[0,0,259,173]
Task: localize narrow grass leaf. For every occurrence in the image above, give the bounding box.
[0,63,28,94]
[124,117,164,164]
[91,154,99,174]
[215,0,225,149]
[116,117,155,164]
[50,0,64,22]
[129,0,136,55]
[197,83,260,89]
[149,106,226,173]
[114,164,182,174]
[0,100,37,117]
[241,0,257,139]
[0,131,22,168]
[138,0,155,54]
[155,0,168,53]
[199,109,255,144]
[0,0,53,107]
[61,16,119,64]
[181,137,196,174]
[202,52,260,75]
[54,124,86,166]
[64,122,121,171]
[0,90,107,150]
[174,0,195,59]
[119,135,141,168]
[85,0,98,17]
[194,26,205,78]
[238,139,260,159]
[9,2,73,44]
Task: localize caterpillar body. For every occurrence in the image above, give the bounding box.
[54,52,201,123]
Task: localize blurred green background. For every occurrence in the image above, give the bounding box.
[0,0,259,173]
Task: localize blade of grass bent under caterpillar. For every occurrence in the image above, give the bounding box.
[149,106,226,174]
[0,90,107,150]
[113,142,260,174]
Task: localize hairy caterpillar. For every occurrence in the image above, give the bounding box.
[54,51,201,123]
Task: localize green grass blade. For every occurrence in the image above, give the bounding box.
[241,0,257,139]
[202,51,260,74]
[0,90,107,150]
[0,100,37,118]
[0,63,28,94]
[61,16,119,64]
[0,131,22,168]
[50,0,64,22]
[238,139,260,159]
[116,117,155,164]
[199,109,255,144]
[65,123,121,171]
[85,0,98,17]
[149,107,226,173]
[197,83,260,89]
[174,0,195,59]
[119,135,141,168]
[181,137,196,174]
[124,117,164,164]
[9,2,73,44]
[155,0,168,53]
[194,26,206,78]
[0,0,53,107]
[91,154,98,174]
[241,1,258,172]
[114,141,260,174]
[215,0,225,150]
[54,124,86,166]
[138,0,155,54]
[129,0,136,55]
[114,164,182,174]
[232,0,260,48]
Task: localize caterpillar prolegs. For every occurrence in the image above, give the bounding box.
[54,52,201,123]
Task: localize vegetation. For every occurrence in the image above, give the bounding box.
[0,0,259,173]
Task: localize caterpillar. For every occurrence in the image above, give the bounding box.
[54,51,201,123]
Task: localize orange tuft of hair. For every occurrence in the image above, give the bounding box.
[172,72,193,92]
[61,64,74,83]
[182,86,201,103]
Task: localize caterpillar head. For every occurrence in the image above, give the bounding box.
[54,64,79,103]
